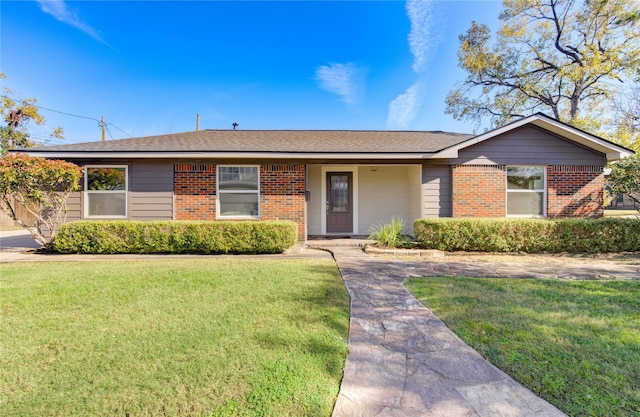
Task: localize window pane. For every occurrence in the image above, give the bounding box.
[507,192,543,216]
[330,175,349,213]
[87,168,126,191]
[219,167,258,190]
[219,193,259,216]
[88,193,126,216]
[507,167,544,190]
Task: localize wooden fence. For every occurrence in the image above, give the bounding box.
[0,197,38,226]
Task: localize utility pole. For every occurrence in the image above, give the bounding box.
[196,114,200,131]
[101,116,105,141]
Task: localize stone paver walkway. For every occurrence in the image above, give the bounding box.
[330,247,569,417]
[399,258,640,281]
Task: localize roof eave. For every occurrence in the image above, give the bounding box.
[22,150,442,160]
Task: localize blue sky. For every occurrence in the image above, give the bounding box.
[1,0,503,145]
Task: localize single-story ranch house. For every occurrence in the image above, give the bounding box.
[25,113,634,241]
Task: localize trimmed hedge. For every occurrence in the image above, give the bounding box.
[53,220,298,254]
[414,218,640,253]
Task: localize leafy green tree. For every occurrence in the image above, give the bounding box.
[609,70,640,151]
[1,73,63,155]
[608,154,640,207]
[87,167,126,190]
[0,153,82,248]
[445,0,640,136]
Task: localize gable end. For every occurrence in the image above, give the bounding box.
[450,125,606,166]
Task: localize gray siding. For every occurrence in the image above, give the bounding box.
[422,165,451,217]
[65,192,82,222]
[452,125,606,165]
[129,161,173,220]
[67,160,174,222]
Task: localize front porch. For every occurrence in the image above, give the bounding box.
[305,164,422,237]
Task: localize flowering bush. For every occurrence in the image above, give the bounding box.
[0,153,82,248]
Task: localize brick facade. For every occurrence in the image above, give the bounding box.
[174,164,216,220]
[173,163,307,240]
[260,164,307,240]
[451,164,605,218]
[173,161,603,239]
[452,165,506,217]
[547,165,604,218]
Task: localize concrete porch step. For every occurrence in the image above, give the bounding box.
[306,236,373,249]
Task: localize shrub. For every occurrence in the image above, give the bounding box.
[414,218,640,253]
[53,220,298,254]
[0,153,82,248]
[368,217,410,248]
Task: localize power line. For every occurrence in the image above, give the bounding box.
[2,94,99,122]
[105,124,114,140]
[2,94,132,138]
[107,123,132,137]
[28,134,62,142]
[34,104,101,122]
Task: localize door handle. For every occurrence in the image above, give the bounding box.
[326,201,329,215]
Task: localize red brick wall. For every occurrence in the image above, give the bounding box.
[547,165,604,218]
[452,165,506,217]
[260,164,307,240]
[451,164,604,218]
[173,163,307,240]
[174,163,216,220]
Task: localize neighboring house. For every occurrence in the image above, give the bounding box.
[607,191,639,210]
[25,113,634,241]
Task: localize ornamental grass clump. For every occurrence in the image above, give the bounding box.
[368,217,411,248]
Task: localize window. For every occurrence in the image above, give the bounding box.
[217,166,259,217]
[85,166,128,218]
[507,166,545,216]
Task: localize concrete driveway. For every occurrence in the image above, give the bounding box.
[0,229,42,254]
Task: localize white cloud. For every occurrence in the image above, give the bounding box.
[387,80,427,129]
[315,63,364,106]
[387,0,444,129]
[36,0,107,44]
[406,0,440,73]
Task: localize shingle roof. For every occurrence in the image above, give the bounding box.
[27,129,474,154]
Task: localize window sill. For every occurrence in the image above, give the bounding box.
[506,215,547,218]
[85,216,128,219]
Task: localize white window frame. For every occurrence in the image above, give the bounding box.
[216,165,260,219]
[84,165,128,219]
[506,165,547,218]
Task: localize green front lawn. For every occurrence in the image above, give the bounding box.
[406,277,640,417]
[604,209,639,217]
[0,258,350,417]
